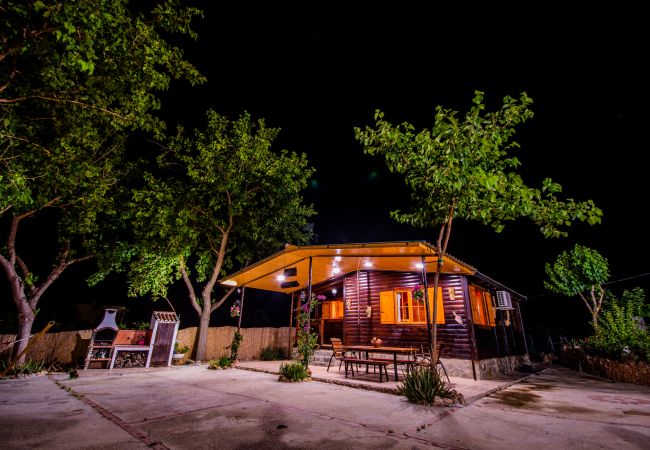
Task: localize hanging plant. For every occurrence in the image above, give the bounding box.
[412,284,425,302]
[230,304,241,317]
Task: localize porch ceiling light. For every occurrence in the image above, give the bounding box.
[222,279,237,286]
[334,256,342,262]
[276,274,286,281]
[415,262,424,269]
[364,261,373,268]
[332,267,341,275]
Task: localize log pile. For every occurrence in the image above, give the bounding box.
[113,351,147,368]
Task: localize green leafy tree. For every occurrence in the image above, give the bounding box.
[0,0,204,363]
[121,110,315,362]
[545,244,610,330]
[589,288,650,362]
[355,91,602,354]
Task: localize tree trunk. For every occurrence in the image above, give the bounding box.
[196,303,211,362]
[12,303,35,364]
[430,204,455,367]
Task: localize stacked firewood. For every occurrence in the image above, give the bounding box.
[114,351,147,368]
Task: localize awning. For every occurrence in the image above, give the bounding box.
[219,241,475,294]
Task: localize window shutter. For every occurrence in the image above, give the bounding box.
[470,287,485,325]
[379,291,395,324]
[334,300,344,319]
[427,287,445,324]
[321,301,330,319]
[485,292,496,326]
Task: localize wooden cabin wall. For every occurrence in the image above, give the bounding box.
[342,271,473,360]
[473,298,527,359]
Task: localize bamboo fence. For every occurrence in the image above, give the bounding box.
[0,326,295,366]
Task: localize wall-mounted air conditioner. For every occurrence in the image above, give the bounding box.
[496,291,513,309]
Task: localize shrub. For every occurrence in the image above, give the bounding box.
[174,342,190,354]
[588,288,650,362]
[260,347,288,361]
[397,367,456,405]
[0,359,46,377]
[279,361,309,382]
[208,356,234,370]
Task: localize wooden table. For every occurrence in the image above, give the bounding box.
[343,345,416,381]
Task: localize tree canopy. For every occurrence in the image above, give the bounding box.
[0,0,204,362]
[355,91,603,353]
[120,110,315,361]
[545,244,610,329]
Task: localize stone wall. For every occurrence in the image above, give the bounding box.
[557,349,650,386]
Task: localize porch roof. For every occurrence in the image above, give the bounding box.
[219,241,475,294]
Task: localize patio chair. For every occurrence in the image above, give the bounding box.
[327,337,354,371]
[412,343,450,383]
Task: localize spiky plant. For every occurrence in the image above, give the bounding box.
[397,367,454,405]
[279,361,309,382]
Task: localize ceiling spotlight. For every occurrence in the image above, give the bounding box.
[364,261,373,268]
[332,267,341,275]
[415,263,424,269]
[276,274,286,281]
[332,288,337,295]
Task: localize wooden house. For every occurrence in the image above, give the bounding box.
[221,241,529,379]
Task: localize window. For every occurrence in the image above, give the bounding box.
[469,285,496,326]
[321,300,344,319]
[380,287,445,325]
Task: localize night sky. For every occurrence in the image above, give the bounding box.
[169,6,648,289]
[2,4,648,339]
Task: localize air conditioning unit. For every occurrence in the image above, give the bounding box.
[496,291,513,309]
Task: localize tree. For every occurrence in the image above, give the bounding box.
[588,287,650,361]
[355,91,602,355]
[121,110,315,362]
[545,244,610,330]
[0,0,204,363]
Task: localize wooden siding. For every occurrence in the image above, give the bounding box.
[468,275,528,359]
[341,271,473,360]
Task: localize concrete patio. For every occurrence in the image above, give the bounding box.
[237,359,527,403]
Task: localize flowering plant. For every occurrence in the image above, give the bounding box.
[412,284,425,302]
[230,305,241,317]
[371,337,383,345]
[297,292,320,368]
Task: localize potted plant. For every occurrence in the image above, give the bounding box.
[173,342,189,361]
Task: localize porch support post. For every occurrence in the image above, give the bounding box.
[288,292,295,357]
[421,255,433,352]
[307,256,313,304]
[516,302,530,357]
[237,287,246,331]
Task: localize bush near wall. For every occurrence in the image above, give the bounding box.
[557,348,650,386]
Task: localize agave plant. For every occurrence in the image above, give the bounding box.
[279,361,309,382]
[397,367,454,405]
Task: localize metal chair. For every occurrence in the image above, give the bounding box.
[412,343,450,383]
[327,337,354,371]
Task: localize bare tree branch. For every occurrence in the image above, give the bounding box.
[211,287,236,313]
[180,259,201,316]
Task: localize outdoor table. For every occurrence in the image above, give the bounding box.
[343,345,416,381]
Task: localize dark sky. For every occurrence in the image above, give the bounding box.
[156,3,650,336]
[163,3,648,295]
[3,4,648,336]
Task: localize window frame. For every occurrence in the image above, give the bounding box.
[380,287,445,325]
[469,284,496,327]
